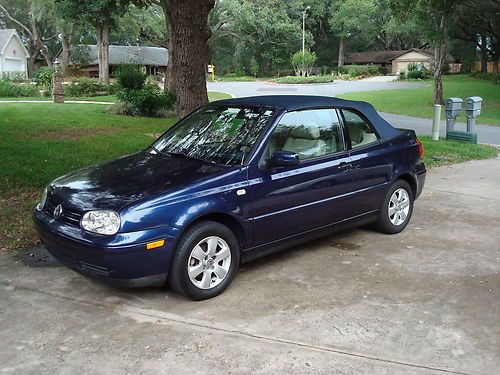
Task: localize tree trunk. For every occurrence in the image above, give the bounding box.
[480,35,488,73]
[160,1,174,91]
[433,16,447,105]
[61,30,71,78]
[165,0,215,116]
[96,23,110,83]
[338,36,345,67]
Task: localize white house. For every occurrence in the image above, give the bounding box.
[0,29,29,78]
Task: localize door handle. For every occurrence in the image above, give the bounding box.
[338,163,353,172]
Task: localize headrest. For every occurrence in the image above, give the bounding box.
[290,123,320,140]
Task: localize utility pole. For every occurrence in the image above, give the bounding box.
[302,5,310,57]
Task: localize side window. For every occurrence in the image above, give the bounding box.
[268,109,345,161]
[341,109,379,149]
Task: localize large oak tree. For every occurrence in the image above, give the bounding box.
[157,0,215,116]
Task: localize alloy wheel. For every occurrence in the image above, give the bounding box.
[187,236,232,289]
[388,188,410,226]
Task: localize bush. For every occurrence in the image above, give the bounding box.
[0,77,39,97]
[469,71,500,84]
[64,77,119,97]
[331,65,382,79]
[400,63,432,80]
[291,50,318,77]
[115,65,147,90]
[272,75,335,84]
[33,67,54,90]
[117,84,175,117]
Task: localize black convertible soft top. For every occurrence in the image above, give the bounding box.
[213,95,402,139]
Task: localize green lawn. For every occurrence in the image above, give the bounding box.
[0,102,497,251]
[340,75,500,125]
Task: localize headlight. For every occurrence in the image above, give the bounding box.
[36,187,48,211]
[81,210,120,235]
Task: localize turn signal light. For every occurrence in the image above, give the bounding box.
[146,240,165,250]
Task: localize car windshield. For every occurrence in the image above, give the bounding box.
[151,106,275,166]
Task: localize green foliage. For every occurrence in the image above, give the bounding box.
[469,72,500,85]
[291,51,318,77]
[114,66,175,116]
[64,77,119,97]
[115,65,147,90]
[331,65,382,78]
[249,58,259,77]
[272,75,335,84]
[0,78,39,97]
[33,67,54,90]
[116,84,176,117]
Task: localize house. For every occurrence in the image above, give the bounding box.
[67,45,168,77]
[344,48,435,75]
[0,29,29,78]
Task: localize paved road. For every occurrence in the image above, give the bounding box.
[1,157,499,374]
[207,80,500,145]
[207,79,423,97]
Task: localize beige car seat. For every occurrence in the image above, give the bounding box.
[283,124,326,160]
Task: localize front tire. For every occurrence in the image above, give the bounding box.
[377,180,414,234]
[168,221,240,300]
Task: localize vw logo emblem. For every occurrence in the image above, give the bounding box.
[53,204,63,219]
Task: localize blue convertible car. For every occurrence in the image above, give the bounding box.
[33,96,425,300]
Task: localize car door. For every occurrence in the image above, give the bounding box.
[340,108,393,215]
[248,108,357,247]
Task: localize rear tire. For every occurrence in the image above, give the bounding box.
[377,180,414,234]
[168,221,240,300]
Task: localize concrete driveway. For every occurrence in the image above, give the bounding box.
[1,157,499,375]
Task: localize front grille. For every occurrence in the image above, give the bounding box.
[43,195,83,227]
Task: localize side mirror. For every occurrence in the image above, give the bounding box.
[268,150,300,168]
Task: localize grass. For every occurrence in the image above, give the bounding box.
[0,103,497,251]
[271,75,335,84]
[340,75,500,125]
[420,136,498,168]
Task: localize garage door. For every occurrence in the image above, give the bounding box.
[3,58,24,72]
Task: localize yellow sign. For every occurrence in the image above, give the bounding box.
[207,64,215,81]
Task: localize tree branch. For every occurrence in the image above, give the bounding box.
[0,4,34,39]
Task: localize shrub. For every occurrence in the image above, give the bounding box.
[117,84,175,117]
[291,50,318,77]
[64,77,119,97]
[331,65,382,79]
[469,71,500,84]
[272,75,335,84]
[115,65,147,90]
[0,77,39,97]
[33,67,54,90]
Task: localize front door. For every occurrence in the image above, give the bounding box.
[249,108,356,246]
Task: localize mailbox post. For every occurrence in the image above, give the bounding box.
[444,97,462,135]
[465,96,482,133]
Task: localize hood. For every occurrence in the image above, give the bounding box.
[49,151,229,211]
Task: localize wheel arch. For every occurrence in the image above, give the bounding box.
[181,212,247,251]
[395,173,417,198]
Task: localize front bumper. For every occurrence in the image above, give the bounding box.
[33,209,180,287]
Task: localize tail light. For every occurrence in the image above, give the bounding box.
[416,138,424,158]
